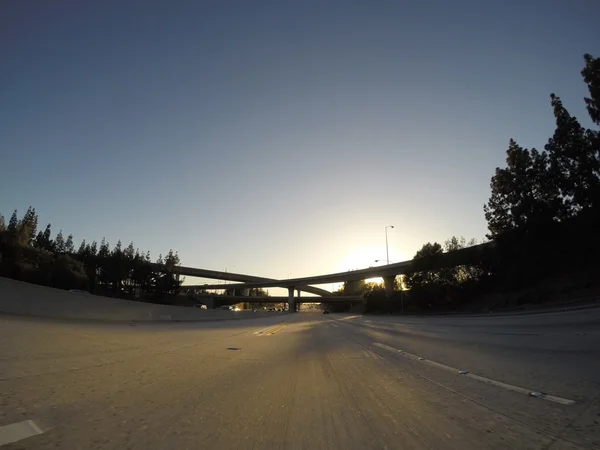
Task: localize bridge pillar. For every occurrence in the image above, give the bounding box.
[203,296,215,309]
[242,288,249,296]
[383,275,396,298]
[288,287,297,313]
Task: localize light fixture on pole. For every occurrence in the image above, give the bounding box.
[385,225,394,265]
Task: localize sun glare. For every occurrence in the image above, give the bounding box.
[365,277,383,284]
[336,247,383,273]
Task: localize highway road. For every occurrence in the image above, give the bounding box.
[1,310,599,449]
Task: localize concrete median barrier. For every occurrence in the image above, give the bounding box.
[0,277,280,322]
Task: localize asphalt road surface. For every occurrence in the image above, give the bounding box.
[1,309,600,449]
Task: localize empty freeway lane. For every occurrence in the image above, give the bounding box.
[1,310,599,449]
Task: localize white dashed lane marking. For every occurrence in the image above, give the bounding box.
[372,342,576,406]
[0,420,44,446]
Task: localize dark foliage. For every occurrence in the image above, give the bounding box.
[0,209,182,301]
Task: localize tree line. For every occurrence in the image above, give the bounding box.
[0,208,183,303]
[360,53,600,313]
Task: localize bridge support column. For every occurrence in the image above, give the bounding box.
[383,275,396,298]
[242,288,249,296]
[203,296,215,309]
[288,287,297,313]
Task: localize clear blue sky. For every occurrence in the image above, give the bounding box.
[1,0,598,289]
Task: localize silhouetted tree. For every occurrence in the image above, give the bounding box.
[545,94,599,215]
[404,242,444,289]
[18,207,38,245]
[249,287,270,297]
[96,238,110,285]
[33,231,45,250]
[54,230,66,253]
[164,249,180,271]
[151,250,181,299]
[485,54,600,236]
[125,242,135,260]
[582,54,600,126]
[0,205,185,299]
[7,210,18,241]
[105,240,127,292]
[42,224,52,249]
[77,239,86,255]
[90,241,98,256]
[481,53,600,290]
[441,237,485,285]
[64,234,74,254]
[34,224,53,251]
[484,140,563,236]
[98,238,110,259]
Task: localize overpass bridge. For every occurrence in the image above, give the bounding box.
[155,264,332,297]
[193,243,492,311]
[196,261,411,291]
[165,243,491,312]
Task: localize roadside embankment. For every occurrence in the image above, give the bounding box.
[0,277,280,322]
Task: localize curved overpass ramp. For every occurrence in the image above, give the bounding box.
[160,265,332,297]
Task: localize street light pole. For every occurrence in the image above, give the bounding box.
[385,225,394,265]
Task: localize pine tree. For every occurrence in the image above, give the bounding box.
[7,210,18,241]
[582,54,600,126]
[98,238,110,259]
[54,230,66,253]
[125,242,135,260]
[0,214,5,232]
[43,224,52,250]
[545,94,599,214]
[164,249,180,270]
[33,231,45,249]
[77,239,87,255]
[18,206,38,245]
[64,234,75,254]
[96,239,110,284]
[43,223,51,241]
[34,223,53,250]
[90,241,98,256]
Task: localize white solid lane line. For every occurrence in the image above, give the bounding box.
[372,342,576,406]
[0,420,44,446]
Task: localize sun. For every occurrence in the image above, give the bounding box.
[336,247,384,274]
[333,247,390,287]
